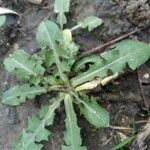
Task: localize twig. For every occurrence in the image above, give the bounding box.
[135,120,149,124]
[109,125,133,131]
[79,29,140,58]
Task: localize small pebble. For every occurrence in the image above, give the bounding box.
[143,73,150,79]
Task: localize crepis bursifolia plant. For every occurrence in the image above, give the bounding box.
[1,0,150,149]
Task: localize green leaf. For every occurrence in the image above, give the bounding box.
[13,99,61,150]
[62,29,72,44]
[80,95,109,128]
[61,29,80,67]
[13,130,43,150]
[0,15,6,27]
[40,47,66,68]
[71,92,109,128]
[62,94,87,150]
[36,20,67,82]
[71,40,150,87]
[3,49,45,82]
[39,105,55,126]
[73,55,100,72]
[36,20,62,50]
[78,16,103,31]
[2,84,46,106]
[27,116,50,142]
[54,0,70,28]
[40,49,54,67]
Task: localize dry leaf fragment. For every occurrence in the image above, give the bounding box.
[132,119,150,150]
[26,0,42,5]
[75,73,118,91]
[0,7,19,16]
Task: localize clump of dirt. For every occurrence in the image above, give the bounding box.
[116,0,150,27]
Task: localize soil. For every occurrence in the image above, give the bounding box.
[0,0,150,150]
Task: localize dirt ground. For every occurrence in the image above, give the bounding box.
[0,0,150,150]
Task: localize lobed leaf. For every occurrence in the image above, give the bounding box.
[37,21,78,77]
[36,20,62,50]
[13,99,61,150]
[61,29,80,67]
[80,96,110,128]
[2,84,46,106]
[62,94,87,150]
[71,40,150,87]
[39,29,79,73]
[78,16,103,31]
[3,49,45,82]
[36,20,68,82]
[54,0,70,28]
[71,92,109,128]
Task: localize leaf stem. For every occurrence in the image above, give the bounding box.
[109,125,133,131]
[47,85,68,92]
[70,91,87,106]
[70,24,81,32]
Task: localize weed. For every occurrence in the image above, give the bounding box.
[1,0,150,149]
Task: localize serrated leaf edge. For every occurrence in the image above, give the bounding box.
[20,99,62,150]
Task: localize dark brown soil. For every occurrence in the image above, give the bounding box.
[0,0,150,150]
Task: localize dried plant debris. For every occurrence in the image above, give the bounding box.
[132,119,150,150]
[138,63,150,110]
[26,0,43,5]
